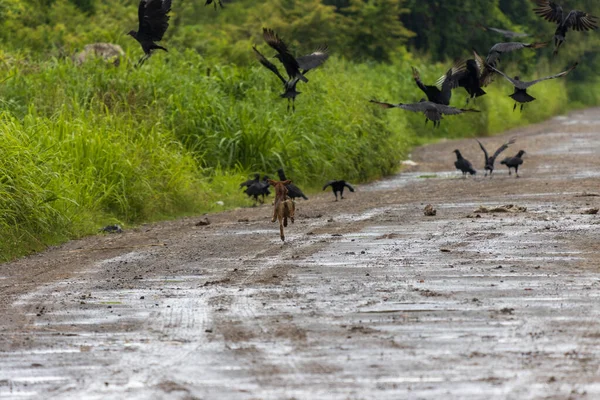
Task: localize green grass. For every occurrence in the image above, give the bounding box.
[0,50,596,262]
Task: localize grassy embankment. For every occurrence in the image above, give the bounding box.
[0,47,595,261]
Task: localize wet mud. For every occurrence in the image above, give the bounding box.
[1,109,600,399]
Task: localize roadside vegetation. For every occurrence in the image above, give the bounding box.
[1,0,599,260]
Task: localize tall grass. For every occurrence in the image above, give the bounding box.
[0,49,595,261]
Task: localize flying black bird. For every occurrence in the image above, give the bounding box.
[240,173,260,189]
[277,169,308,200]
[412,66,455,106]
[370,99,479,128]
[322,180,355,201]
[439,55,486,103]
[533,0,598,55]
[262,28,310,84]
[128,0,172,67]
[476,24,529,39]
[205,0,223,9]
[489,62,577,112]
[453,150,477,177]
[253,44,329,111]
[476,138,516,177]
[245,175,271,204]
[501,150,526,177]
[478,42,547,86]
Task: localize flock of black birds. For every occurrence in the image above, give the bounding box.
[454,140,526,178]
[125,0,598,199]
[369,2,596,126]
[239,167,355,204]
[126,0,597,116]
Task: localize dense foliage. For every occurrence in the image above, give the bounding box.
[0,0,599,260]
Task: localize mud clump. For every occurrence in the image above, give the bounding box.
[195,218,211,226]
[423,204,437,216]
[474,204,527,213]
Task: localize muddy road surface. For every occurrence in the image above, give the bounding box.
[1,109,600,399]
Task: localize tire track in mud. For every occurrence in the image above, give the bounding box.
[1,109,600,399]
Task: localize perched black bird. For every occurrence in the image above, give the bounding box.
[322,180,355,201]
[476,138,516,177]
[478,42,547,87]
[533,1,598,55]
[501,150,526,177]
[489,62,577,112]
[253,44,329,111]
[205,0,223,9]
[277,169,308,200]
[245,175,271,204]
[128,0,172,67]
[240,173,260,189]
[453,150,477,177]
[412,66,455,106]
[370,99,479,128]
[476,24,529,39]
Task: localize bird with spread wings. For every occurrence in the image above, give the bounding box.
[533,0,598,55]
[370,99,479,128]
[476,138,516,177]
[253,28,329,111]
[490,62,577,111]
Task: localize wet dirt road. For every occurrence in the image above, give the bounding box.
[1,109,600,399]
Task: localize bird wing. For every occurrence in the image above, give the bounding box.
[344,182,355,192]
[488,41,547,55]
[491,138,516,162]
[413,66,444,101]
[486,27,529,38]
[262,28,301,79]
[322,181,335,190]
[436,59,465,89]
[435,104,479,115]
[252,46,286,84]
[138,0,172,41]
[533,1,563,24]
[488,65,523,88]
[396,102,432,113]
[475,139,489,163]
[564,10,598,31]
[520,62,578,89]
[369,100,402,109]
[296,45,329,71]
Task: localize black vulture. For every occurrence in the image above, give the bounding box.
[453,150,476,177]
[128,0,172,67]
[240,173,260,189]
[369,99,480,128]
[412,66,455,106]
[489,63,577,112]
[322,180,355,201]
[439,54,486,103]
[533,1,598,55]
[262,28,309,84]
[205,0,223,9]
[501,150,526,177]
[479,42,547,87]
[245,176,271,205]
[476,24,529,39]
[277,169,308,200]
[476,138,516,177]
[253,44,329,112]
